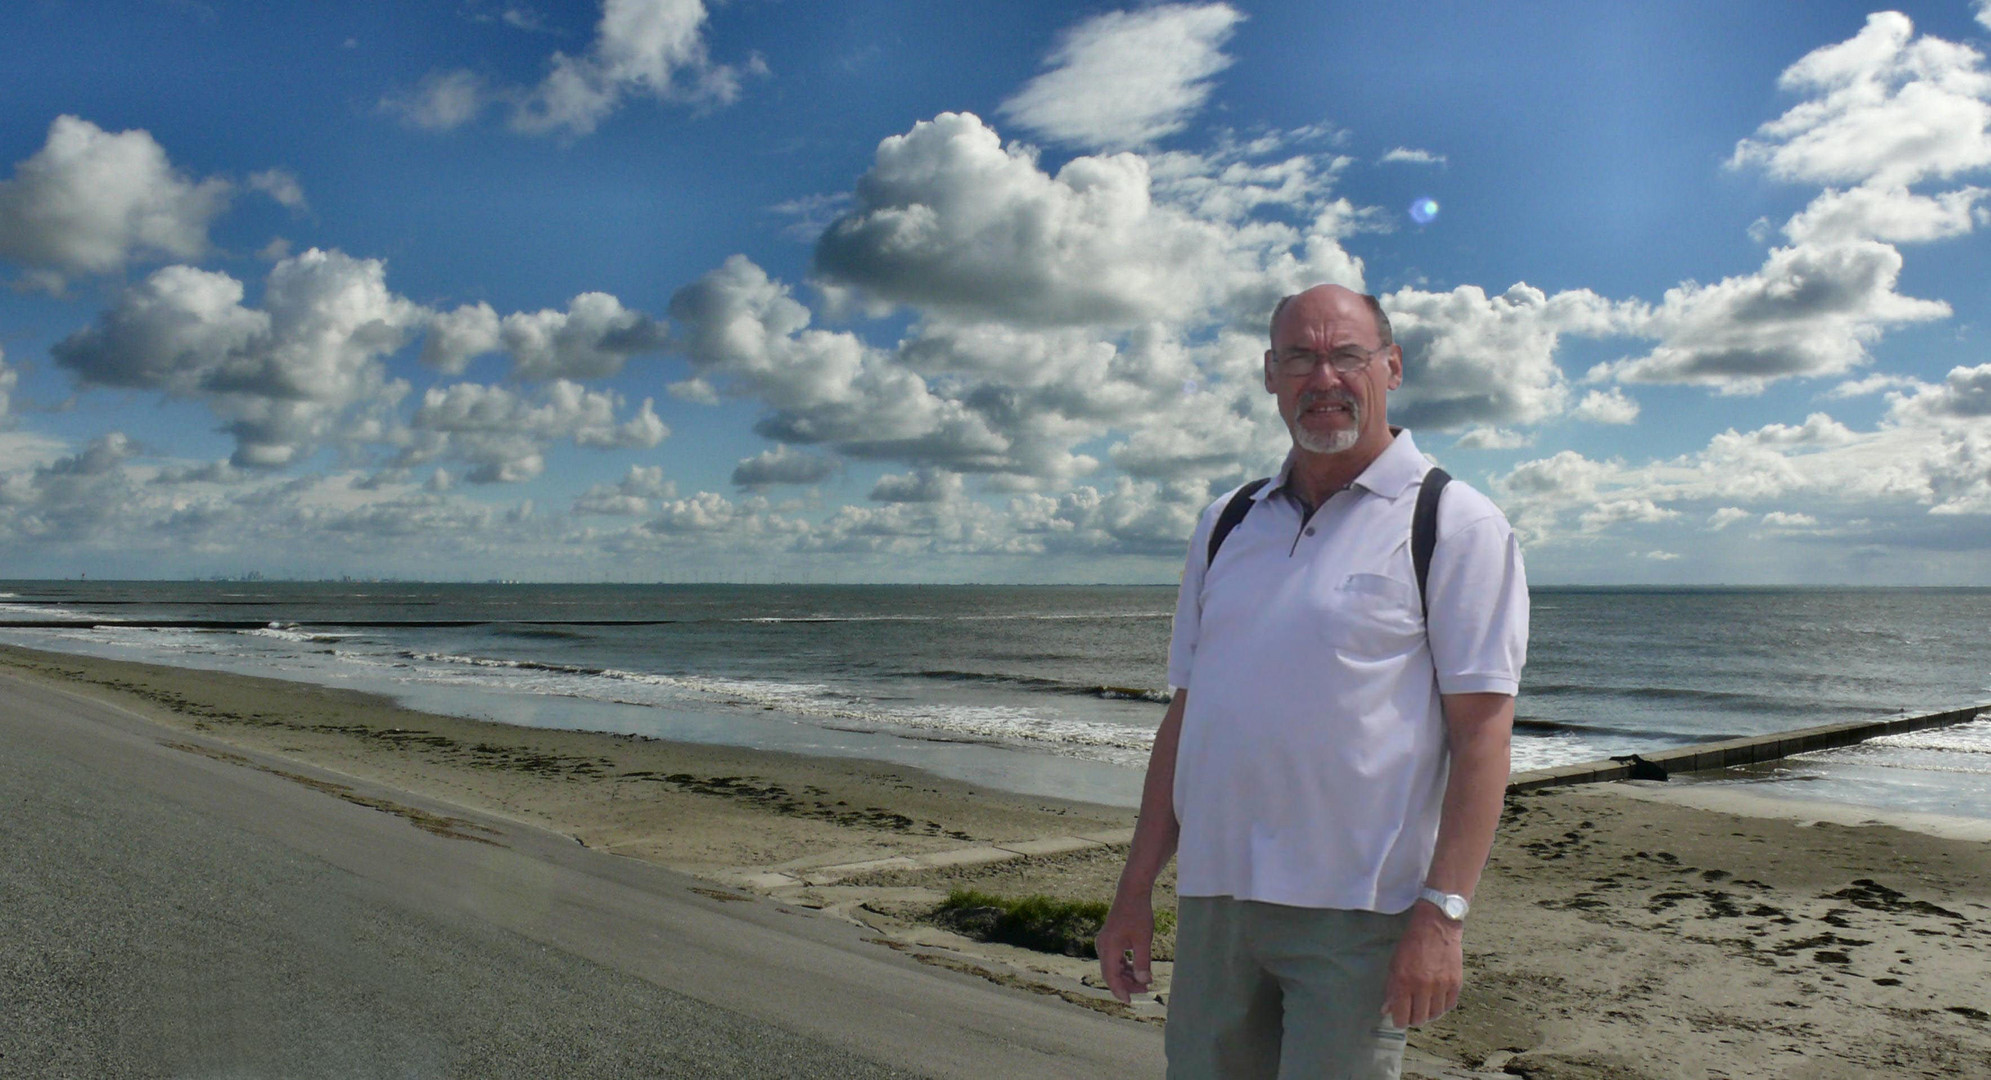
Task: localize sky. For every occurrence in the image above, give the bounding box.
[2,1,1990,584]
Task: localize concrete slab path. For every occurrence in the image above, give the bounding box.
[0,672,1166,1079]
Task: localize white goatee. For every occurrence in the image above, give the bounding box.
[1293,392,1361,454]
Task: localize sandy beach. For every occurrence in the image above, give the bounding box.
[4,642,1988,1078]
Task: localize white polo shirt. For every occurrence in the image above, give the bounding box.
[1167,430,1528,913]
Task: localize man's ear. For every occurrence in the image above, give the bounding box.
[1385,345,1403,391]
[1263,349,1276,393]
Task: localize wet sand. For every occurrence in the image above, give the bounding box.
[4,642,1988,1078]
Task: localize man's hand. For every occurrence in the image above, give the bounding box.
[1380,900,1464,1028]
[1097,688,1185,1006]
[1095,894,1156,1004]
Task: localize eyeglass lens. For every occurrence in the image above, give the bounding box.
[1275,347,1379,375]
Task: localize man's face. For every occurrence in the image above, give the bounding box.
[1262,286,1401,459]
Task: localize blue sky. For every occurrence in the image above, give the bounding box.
[2,1,1990,584]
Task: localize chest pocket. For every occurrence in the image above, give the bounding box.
[1320,572,1423,658]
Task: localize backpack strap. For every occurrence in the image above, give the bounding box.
[1205,467,1450,622]
[1412,467,1451,621]
[1205,478,1270,567]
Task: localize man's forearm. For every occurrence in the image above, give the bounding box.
[1382,691,1512,1027]
[1114,689,1186,899]
[1423,692,1514,899]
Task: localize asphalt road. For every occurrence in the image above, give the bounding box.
[0,672,1166,1079]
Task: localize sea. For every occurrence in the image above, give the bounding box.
[2,582,1988,819]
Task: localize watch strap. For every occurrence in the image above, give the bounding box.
[1418,886,1469,921]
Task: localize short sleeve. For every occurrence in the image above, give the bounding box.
[1423,487,1529,696]
[1166,496,1225,691]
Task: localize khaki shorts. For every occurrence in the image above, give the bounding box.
[1165,897,1409,1080]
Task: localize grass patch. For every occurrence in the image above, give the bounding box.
[929,889,1177,959]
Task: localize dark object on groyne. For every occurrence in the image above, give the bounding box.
[1608,754,1669,781]
[1510,703,1987,793]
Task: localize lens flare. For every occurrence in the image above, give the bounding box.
[1409,197,1440,225]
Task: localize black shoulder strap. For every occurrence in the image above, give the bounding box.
[1205,478,1270,567]
[1207,469,1449,620]
[1413,467,1451,620]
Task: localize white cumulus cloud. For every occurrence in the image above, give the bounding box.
[1887,363,1991,420]
[0,433,144,544]
[1146,134,1357,222]
[1384,282,1637,430]
[51,264,270,393]
[1708,507,1752,530]
[1580,498,1679,532]
[813,112,1364,329]
[53,250,422,467]
[644,490,807,539]
[423,294,665,379]
[799,497,1017,556]
[1005,477,1209,556]
[405,379,667,483]
[0,116,231,280]
[1453,427,1531,450]
[1826,371,1922,399]
[1106,374,1267,482]
[1923,424,1991,515]
[1729,12,1991,188]
[382,70,490,131]
[499,291,666,380]
[1378,147,1446,166]
[1490,400,1991,559]
[1603,241,1948,392]
[997,3,1243,151]
[421,302,504,374]
[1781,184,1985,244]
[1574,388,1640,425]
[51,246,672,476]
[731,444,835,488]
[669,255,1013,471]
[247,168,307,211]
[387,0,756,137]
[869,468,963,503]
[573,463,675,515]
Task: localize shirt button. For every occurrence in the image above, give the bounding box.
[1304,527,1316,536]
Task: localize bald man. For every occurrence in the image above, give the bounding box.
[1098,285,1529,1079]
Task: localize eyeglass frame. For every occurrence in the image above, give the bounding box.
[1266,341,1396,378]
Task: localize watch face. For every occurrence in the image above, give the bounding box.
[1423,888,1468,920]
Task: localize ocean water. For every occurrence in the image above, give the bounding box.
[2,582,1987,814]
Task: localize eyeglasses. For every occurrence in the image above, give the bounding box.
[1270,343,1392,378]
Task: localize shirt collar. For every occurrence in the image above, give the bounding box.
[1260,428,1428,503]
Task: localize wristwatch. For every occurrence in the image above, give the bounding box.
[1418,886,1470,921]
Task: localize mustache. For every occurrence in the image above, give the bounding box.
[1298,390,1358,410]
